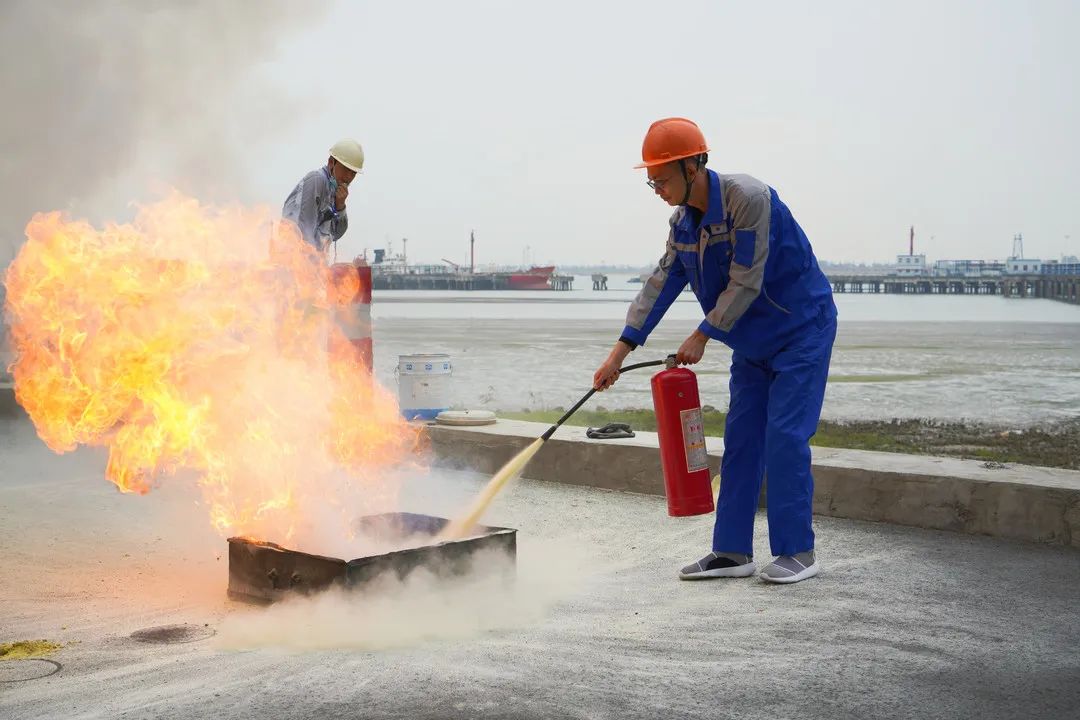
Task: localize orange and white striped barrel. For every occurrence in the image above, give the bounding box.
[329,260,373,373]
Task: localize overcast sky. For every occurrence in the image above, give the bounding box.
[3,1,1078,268]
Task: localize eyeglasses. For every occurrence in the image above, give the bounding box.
[646,175,675,190]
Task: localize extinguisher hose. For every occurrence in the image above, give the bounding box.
[539,355,676,442]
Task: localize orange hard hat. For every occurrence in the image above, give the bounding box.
[634,117,709,169]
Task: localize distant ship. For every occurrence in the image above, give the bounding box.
[507,265,555,290]
[364,236,573,290]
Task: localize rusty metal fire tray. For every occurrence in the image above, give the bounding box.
[227,512,517,603]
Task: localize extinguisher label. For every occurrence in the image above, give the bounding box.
[680,408,709,473]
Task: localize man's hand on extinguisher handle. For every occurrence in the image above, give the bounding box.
[676,330,709,365]
[593,341,631,391]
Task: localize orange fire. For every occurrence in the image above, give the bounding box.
[3,192,422,542]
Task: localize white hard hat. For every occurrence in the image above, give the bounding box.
[329,138,364,172]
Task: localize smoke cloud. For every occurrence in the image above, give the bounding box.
[216,538,588,651]
[0,0,324,266]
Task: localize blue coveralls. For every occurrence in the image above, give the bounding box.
[621,169,837,557]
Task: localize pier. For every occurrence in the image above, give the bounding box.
[828,274,1080,304]
[1001,275,1080,303]
[551,274,575,290]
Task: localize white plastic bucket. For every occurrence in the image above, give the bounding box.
[397,354,452,420]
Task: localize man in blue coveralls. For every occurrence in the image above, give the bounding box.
[593,118,837,584]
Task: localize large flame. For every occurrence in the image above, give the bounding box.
[3,192,421,542]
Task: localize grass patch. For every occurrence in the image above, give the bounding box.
[499,409,1080,470]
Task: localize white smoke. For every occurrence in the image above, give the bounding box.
[216,537,587,651]
[0,0,326,267]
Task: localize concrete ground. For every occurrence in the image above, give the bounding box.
[2,413,1079,720]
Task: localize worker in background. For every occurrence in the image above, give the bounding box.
[593,118,837,584]
[282,139,364,255]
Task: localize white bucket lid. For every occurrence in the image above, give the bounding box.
[435,410,497,426]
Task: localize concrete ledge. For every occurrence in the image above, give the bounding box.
[429,419,1080,548]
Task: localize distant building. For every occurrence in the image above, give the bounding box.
[932,259,1005,278]
[1006,257,1042,274]
[1041,259,1080,276]
[876,232,1076,279]
[893,253,928,276]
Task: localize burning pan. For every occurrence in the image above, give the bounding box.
[227,512,517,603]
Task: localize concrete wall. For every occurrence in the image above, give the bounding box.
[429,419,1080,549]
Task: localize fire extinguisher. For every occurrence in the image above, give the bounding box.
[651,359,714,517]
[531,353,715,518]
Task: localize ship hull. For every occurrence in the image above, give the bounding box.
[507,265,555,290]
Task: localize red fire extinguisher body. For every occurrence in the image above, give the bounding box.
[651,367,714,517]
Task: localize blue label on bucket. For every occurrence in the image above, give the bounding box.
[401,407,447,420]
